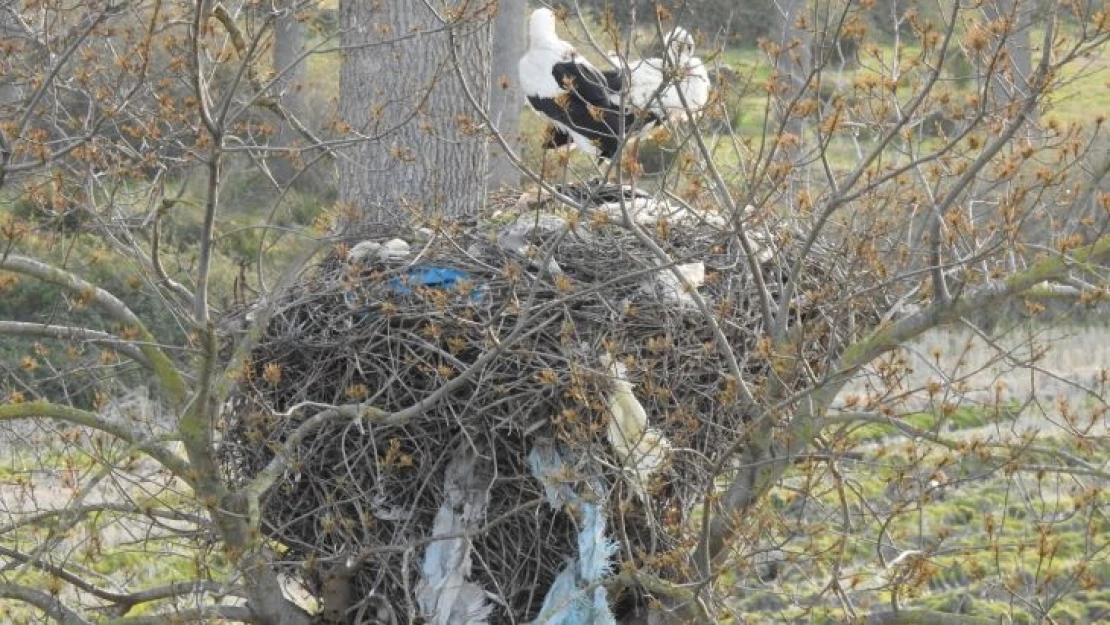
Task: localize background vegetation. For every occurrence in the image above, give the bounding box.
[0,0,1107,623]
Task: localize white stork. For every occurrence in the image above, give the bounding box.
[518,8,659,161]
[611,26,711,126]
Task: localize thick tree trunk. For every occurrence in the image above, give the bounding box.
[338,0,492,227]
[486,0,525,192]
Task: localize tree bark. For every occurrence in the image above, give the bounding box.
[0,5,23,189]
[269,0,315,188]
[772,0,813,139]
[338,0,492,227]
[486,0,525,191]
[985,0,1035,103]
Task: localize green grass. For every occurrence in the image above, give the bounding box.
[1044,52,1110,125]
[737,399,1110,624]
[2,16,1106,623]
[0,440,220,622]
[842,402,1022,445]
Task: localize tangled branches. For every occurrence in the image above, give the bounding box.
[220,185,886,622]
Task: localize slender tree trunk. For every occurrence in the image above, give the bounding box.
[272,1,307,116]
[269,0,314,189]
[486,0,525,192]
[0,6,22,190]
[772,0,813,140]
[985,0,1035,115]
[338,0,492,227]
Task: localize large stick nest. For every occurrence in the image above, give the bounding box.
[220,184,886,622]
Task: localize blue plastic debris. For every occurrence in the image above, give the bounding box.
[577,503,616,583]
[528,445,576,508]
[527,443,618,625]
[389,266,484,302]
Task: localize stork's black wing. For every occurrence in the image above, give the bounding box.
[601,67,624,93]
[542,124,571,149]
[534,59,657,159]
[551,60,620,110]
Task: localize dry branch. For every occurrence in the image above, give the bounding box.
[221,186,886,620]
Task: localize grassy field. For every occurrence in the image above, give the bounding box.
[725,323,1110,624]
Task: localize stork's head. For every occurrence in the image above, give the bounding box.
[664,26,696,64]
[528,8,560,49]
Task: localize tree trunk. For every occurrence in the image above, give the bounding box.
[272,1,307,118]
[985,0,1036,119]
[772,0,813,140]
[486,0,525,192]
[269,0,315,189]
[0,8,22,189]
[338,0,492,227]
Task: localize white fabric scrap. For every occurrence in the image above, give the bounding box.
[497,213,568,275]
[740,204,776,264]
[369,487,412,522]
[527,442,576,508]
[596,197,684,226]
[577,503,617,583]
[527,502,617,625]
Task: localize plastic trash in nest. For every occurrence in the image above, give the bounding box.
[643,262,706,309]
[527,442,619,625]
[416,447,495,625]
[388,266,485,302]
[344,264,486,310]
[599,353,673,501]
[497,213,568,276]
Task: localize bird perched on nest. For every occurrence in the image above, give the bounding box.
[599,353,671,499]
[519,8,658,161]
[611,26,710,126]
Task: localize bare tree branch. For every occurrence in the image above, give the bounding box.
[0,255,186,407]
[696,234,1110,573]
[0,320,153,369]
[209,4,334,159]
[0,400,190,480]
[865,609,996,625]
[821,411,1109,479]
[112,604,258,624]
[772,0,964,338]
[0,502,204,537]
[0,581,92,625]
[245,312,561,516]
[0,544,232,615]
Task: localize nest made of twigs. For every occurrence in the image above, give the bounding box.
[220,184,885,623]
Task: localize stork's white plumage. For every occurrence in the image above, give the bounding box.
[610,26,710,125]
[518,8,657,160]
